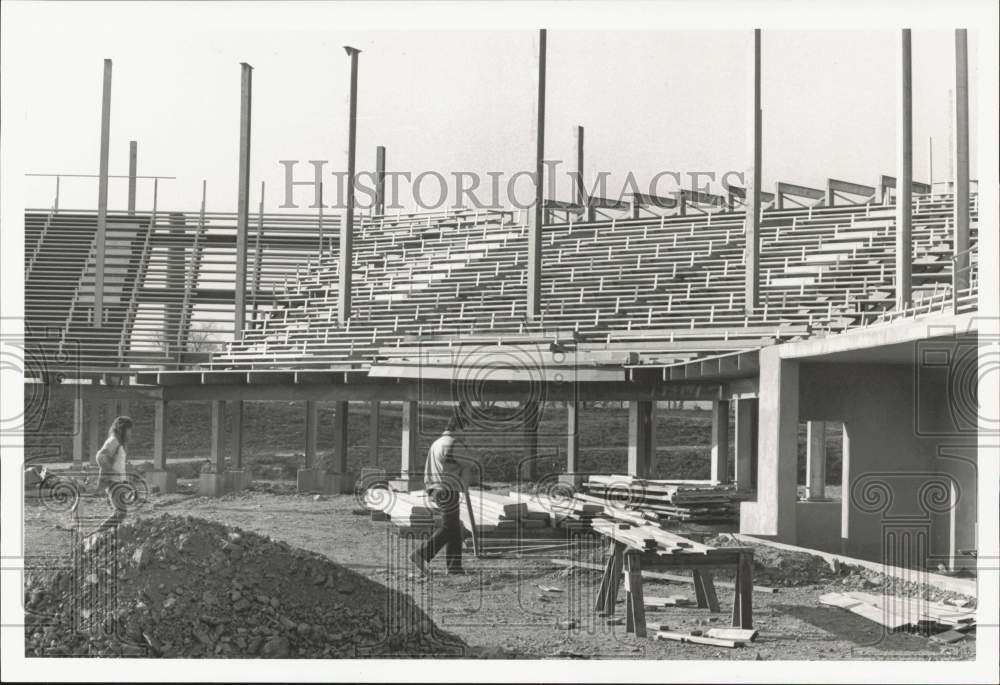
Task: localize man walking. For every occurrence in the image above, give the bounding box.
[410,416,470,576]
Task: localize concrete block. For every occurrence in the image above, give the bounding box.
[388,476,425,493]
[144,469,177,494]
[297,469,356,495]
[198,469,251,497]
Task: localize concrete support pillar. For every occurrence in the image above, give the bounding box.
[368,401,380,465]
[153,400,167,470]
[527,29,547,322]
[566,401,580,473]
[230,400,244,469]
[210,400,226,472]
[338,47,361,325]
[739,347,799,542]
[94,58,112,325]
[303,400,319,469]
[72,396,86,466]
[734,398,757,491]
[805,421,828,501]
[840,423,851,554]
[895,29,913,310]
[235,62,253,337]
[710,400,731,483]
[88,401,104,464]
[627,400,655,478]
[332,400,348,474]
[524,400,541,481]
[952,29,970,294]
[389,401,422,491]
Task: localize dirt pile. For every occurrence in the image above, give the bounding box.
[24,514,463,658]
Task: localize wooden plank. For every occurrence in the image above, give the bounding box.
[706,628,758,642]
[654,631,741,648]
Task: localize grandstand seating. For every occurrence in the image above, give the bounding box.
[23,192,979,375]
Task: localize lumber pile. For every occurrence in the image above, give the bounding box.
[818,591,976,635]
[364,487,551,534]
[580,475,740,522]
[508,491,604,529]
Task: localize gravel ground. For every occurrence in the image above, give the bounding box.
[21,487,976,660]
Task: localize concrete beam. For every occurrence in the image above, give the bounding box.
[710,400,730,483]
[745,29,762,313]
[734,397,757,491]
[805,420,827,500]
[153,400,168,470]
[235,62,253,337]
[896,29,913,309]
[627,400,655,478]
[304,400,319,469]
[210,400,226,472]
[953,29,971,294]
[94,59,113,325]
[739,347,798,542]
[527,29,547,321]
[339,47,361,325]
[826,178,876,206]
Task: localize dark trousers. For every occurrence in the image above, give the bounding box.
[416,486,463,570]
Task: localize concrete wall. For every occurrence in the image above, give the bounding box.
[742,345,978,568]
[794,500,842,554]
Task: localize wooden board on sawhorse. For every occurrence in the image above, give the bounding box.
[592,540,755,638]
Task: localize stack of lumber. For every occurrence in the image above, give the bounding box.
[580,475,740,522]
[819,591,976,634]
[460,489,550,532]
[508,491,604,529]
[365,489,438,530]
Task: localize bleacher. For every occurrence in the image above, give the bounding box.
[23,190,978,376]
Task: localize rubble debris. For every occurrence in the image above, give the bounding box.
[23,514,463,658]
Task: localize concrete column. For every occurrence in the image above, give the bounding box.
[153,400,167,470]
[210,400,226,472]
[72,396,85,466]
[527,29,547,322]
[127,140,137,215]
[94,58,112,325]
[739,347,799,542]
[235,62,253,337]
[368,401,380,465]
[230,400,244,469]
[953,29,970,294]
[332,400,348,474]
[627,400,654,478]
[304,400,318,469]
[895,29,913,309]
[710,400,731,483]
[745,29,762,313]
[338,47,361,325]
[88,401,104,464]
[805,421,828,500]
[840,423,851,554]
[734,398,757,491]
[566,401,580,473]
[524,400,541,481]
[390,401,422,491]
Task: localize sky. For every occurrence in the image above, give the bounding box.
[1,3,985,214]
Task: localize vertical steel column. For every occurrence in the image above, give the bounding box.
[710,400,730,483]
[235,63,253,337]
[895,29,913,310]
[127,140,137,215]
[527,29,547,322]
[305,401,319,470]
[339,47,361,325]
[575,125,585,209]
[153,400,168,471]
[94,59,113,325]
[566,401,580,475]
[210,400,226,472]
[369,401,381,465]
[230,400,244,470]
[374,146,386,216]
[953,29,970,295]
[927,136,934,189]
[401,401,420,480]
[805,421,827,500]
[744,30,762,313]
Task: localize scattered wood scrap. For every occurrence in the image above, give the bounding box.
[819,591,976,634]
[581,475,741,522]
[654,630,747,648]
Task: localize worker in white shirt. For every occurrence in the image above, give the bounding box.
[410,416,471,576]
[93,416,134,533]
